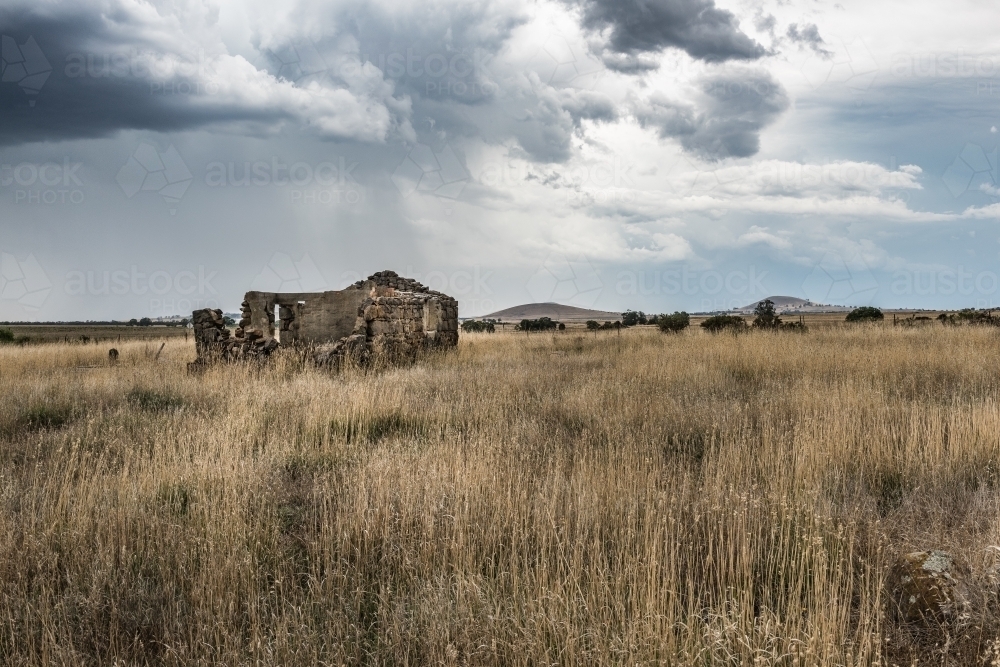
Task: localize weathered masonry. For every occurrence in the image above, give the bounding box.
[189,271,458,370]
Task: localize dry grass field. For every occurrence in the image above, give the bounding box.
[2,324,1000,665]
[0,324,191,345]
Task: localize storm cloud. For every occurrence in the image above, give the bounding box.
[0,1,417,147]
[634,69,789,159]
[572,0,766,64]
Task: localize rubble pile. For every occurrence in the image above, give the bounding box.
[187,307,277,371]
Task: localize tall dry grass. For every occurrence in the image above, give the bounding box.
[2,325,1000,665]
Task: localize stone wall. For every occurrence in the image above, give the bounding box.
[188,307,278,371]
[189,270,458,369]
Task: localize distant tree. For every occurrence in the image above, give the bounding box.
[845,306,884,323]
[516,317,559,332]
[557,322,566,331]
[138,317,153,327]
[657,312,690,333]
[752,299,782,329]
[700,314,747,333]
[462,320,496,333]
[586,320,600,330]
[223,316,236,327]
[128,318,138,326]
[622,310,647,327]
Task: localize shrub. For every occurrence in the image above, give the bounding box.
[846,306,884,323]
[462,320,496,333]
[657,312,690,333]
[700,315,747,333]
[0,328,13,344]
[939,309,999,326]
[586,321,599,330]
[621,310,647,327]
[516,317,559,332]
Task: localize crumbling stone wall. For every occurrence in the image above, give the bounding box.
[313,271,458,366]
[189,270,458,369]
[187,308,277,371]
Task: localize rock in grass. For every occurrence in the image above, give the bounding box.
[888,550,970,624]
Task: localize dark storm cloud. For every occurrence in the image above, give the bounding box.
[571,0,766,64]
[0,3,409,147]
[786,23,833,58]
[635,69,789,159]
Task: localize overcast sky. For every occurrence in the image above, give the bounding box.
[2,0,1000,320]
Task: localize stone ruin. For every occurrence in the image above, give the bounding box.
[188,270,458,371]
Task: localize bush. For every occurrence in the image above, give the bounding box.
[462,320,496,333]
[516,317,559,332]
[657,312,690,333]
[846,306,884,323]
[586,320,621,331]
[621,310,647,327]
[0,329,30,346]
[938,309,999,326]
[700,315,747,333]
[752,300,809,332]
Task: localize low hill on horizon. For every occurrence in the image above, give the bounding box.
[737,296,851,313]
[477,302,623,321]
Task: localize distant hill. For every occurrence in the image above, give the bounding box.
[737,296,851,313]
[478,302,623,321]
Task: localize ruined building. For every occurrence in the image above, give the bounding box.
[189,271,458,369]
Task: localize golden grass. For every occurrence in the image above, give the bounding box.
[2,325,1000,665]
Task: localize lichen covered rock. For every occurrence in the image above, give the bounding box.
[888,550,970,624]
